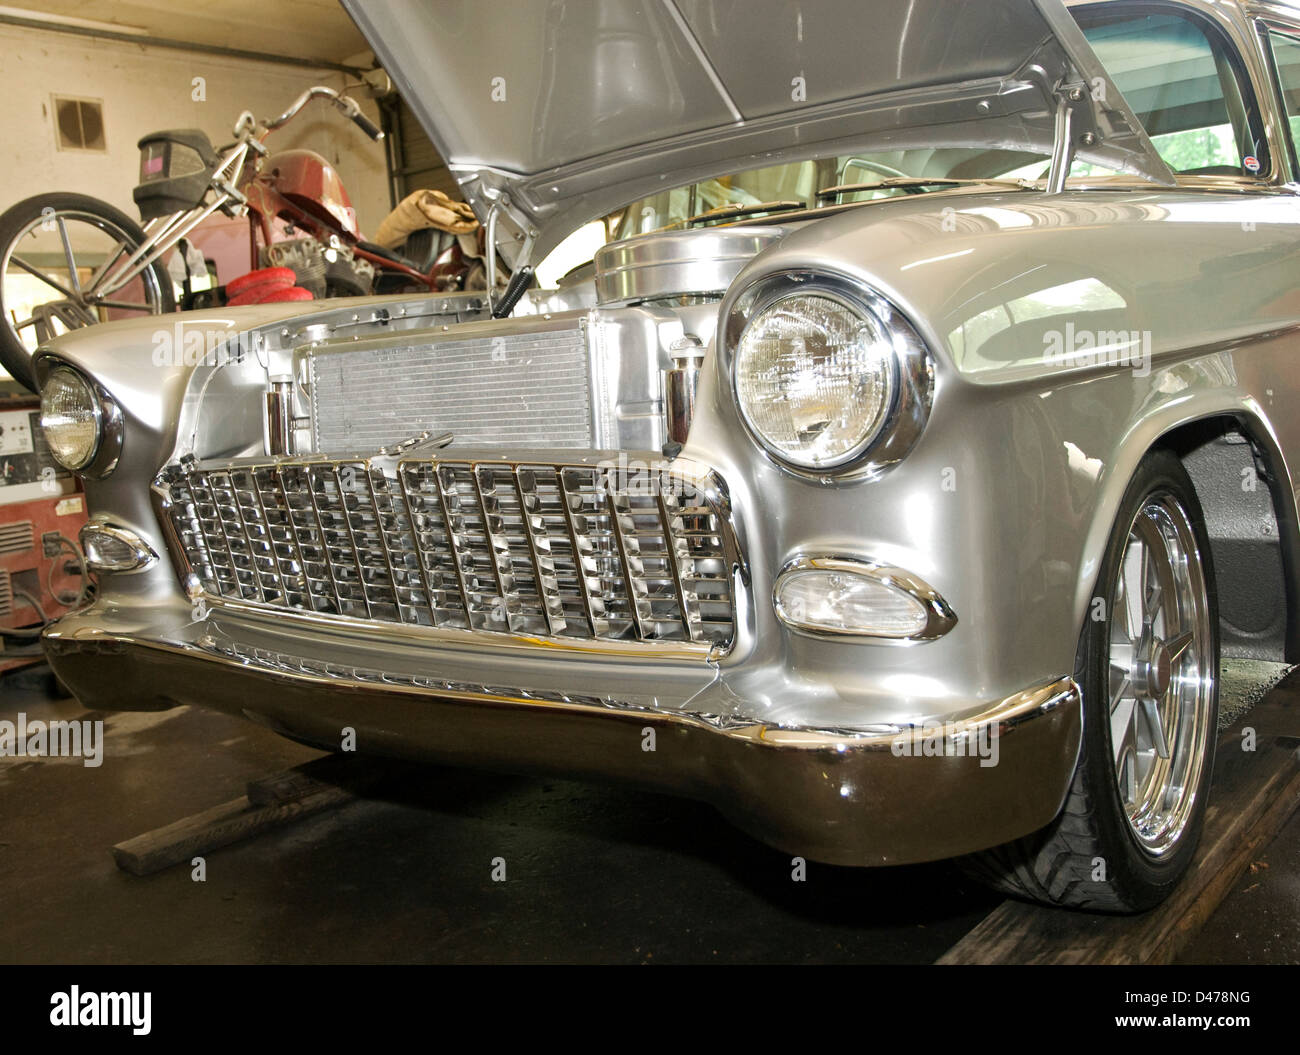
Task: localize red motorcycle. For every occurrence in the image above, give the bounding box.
[0,86,480,391]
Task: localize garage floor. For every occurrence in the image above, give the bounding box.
[1,661,1295,964]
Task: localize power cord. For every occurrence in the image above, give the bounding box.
[1,534,92,642]
[1,586,47,639]
[47,533,91,608]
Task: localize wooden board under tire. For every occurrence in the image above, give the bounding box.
[938,679,1300,965]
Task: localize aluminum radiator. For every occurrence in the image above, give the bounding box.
[307,316,596,453]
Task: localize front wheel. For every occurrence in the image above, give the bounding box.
[0,193,174,391]
[965,449,1219,911]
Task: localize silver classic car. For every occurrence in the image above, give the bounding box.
[32,0,1300,911]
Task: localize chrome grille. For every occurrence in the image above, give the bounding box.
[162,456,737,646]
[308,321,595,452]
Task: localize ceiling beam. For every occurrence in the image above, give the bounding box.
[0,12,373,74]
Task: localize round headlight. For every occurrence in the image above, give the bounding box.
[40,365,102,470]
[734,292,895,469]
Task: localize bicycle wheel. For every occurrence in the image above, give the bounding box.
[0,192,174,391]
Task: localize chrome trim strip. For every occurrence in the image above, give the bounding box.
[202,593,716,661]
[333,463,373,619]
[272,464,319,612]
[48,622,1075,749]
[429,462,473,620]
[91,388,124,478]
[745,675,1080,747]
[555,464,599,635]
[1253,14,1300,183]
[604,481,648,640]
[512,464,564,636]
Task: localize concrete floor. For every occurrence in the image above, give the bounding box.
[1,660,1296,964]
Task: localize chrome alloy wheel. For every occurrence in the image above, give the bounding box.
[1107,492,1214,857]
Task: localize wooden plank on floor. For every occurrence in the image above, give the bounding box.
[111,756,383,876]
[938,685,1300,965]
[246,752,381,806]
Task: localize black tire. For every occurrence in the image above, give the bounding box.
[963,449,1219,911]
[0,192,174,391]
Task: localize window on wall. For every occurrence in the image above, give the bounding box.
[1270,29,1300,146]
[1071,6,1263,177]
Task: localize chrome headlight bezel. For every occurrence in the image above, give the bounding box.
[79,519,158,574]
[725,270,934,482]
[773,554,957,644]
[36,358,123,477]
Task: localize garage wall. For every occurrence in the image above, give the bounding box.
[0,25,391,236]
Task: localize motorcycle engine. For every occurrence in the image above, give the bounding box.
[264,237,376,298]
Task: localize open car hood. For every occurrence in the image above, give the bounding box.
[344,0,1174,258]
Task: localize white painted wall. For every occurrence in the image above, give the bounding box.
[0,25,390,234]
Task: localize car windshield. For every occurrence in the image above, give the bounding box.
[1000,7,1266,182]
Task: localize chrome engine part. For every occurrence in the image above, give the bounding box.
[593,227,785,307]
[187,228,779,468]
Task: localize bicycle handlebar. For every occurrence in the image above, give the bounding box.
[261,86,384,142]
[334,95,384,142]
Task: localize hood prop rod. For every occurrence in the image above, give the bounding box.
[1046,85,1085,194]
[484,196,536,316]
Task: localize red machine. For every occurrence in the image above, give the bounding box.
[243,148,477,295]
[0,396,88,675]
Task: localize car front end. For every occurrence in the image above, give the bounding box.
[37,0,1232,868]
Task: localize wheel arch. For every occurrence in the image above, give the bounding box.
[1155,412,1300,663]
[1071,402,1299,666]
[1106,410,1300,664]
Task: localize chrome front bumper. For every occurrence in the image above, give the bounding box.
[43,601,1083,866]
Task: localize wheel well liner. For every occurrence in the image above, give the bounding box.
[1156,415,1299,662]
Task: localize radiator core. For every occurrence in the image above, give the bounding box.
[308,320,594,454]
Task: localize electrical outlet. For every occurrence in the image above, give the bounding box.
[42,531,62,558]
